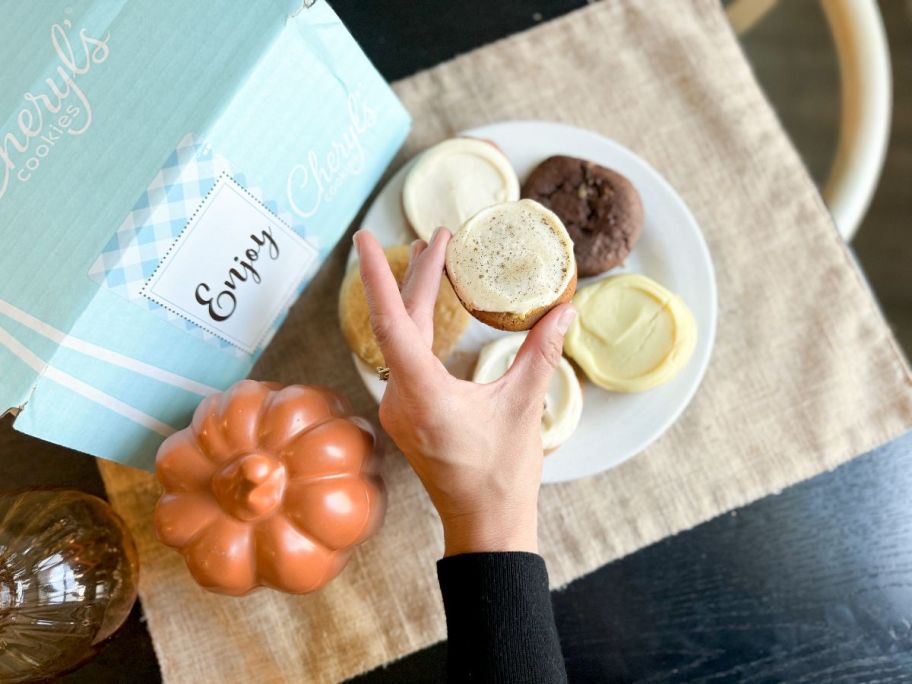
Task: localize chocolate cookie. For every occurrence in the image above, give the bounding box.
[522,156,643,277]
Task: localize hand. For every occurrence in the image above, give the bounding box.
[354,227,576,556]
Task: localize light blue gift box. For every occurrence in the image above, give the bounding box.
[0,1,410,469]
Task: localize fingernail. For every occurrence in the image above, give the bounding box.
[352,230,362,253]
[432,226,449,243]
[556,307,576,333]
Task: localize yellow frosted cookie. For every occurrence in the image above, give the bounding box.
[565,274,696,392]
[339,244,470,369]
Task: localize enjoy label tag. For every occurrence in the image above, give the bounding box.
[142,173,317,353]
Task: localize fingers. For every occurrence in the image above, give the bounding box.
[502,304,576,403]
[354,230,425,375]
[400,228,450,333]
[411,239,428,261]
[401,239,428,292]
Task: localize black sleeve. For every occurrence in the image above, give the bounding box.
[436,552,568,683]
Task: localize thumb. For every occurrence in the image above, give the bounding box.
[502,304,576,401]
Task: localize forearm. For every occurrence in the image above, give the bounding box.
[437,552,568,683]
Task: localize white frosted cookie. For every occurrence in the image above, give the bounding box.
[445,199,576,331]
[473,334,583,452]
[402,138,520,241]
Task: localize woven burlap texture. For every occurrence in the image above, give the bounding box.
[98,1,912,681]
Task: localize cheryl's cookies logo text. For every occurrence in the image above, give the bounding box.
[285,89,378,219]
[0,20,110,200]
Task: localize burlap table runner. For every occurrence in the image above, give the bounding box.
[97,1,912,681]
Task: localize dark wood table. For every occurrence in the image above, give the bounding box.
[3,2,909,681]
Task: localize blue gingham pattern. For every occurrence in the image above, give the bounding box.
[88,134,314,355]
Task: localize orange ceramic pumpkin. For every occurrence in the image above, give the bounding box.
[154,380,385,596]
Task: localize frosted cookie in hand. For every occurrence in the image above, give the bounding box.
[473,334,583,452]
[565,274,696,392]
[445,199,577,331]
[402,138,520,241]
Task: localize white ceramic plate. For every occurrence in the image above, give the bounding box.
[347,121,717,483]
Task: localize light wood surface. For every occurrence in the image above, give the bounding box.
[742,1,912,357]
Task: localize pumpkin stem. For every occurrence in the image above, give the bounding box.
[211,453,287,521]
